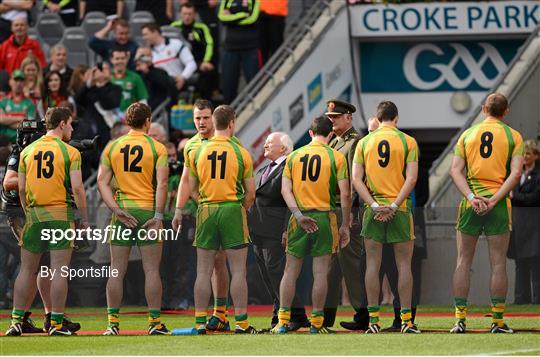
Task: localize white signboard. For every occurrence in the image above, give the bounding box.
[351,1,540,37]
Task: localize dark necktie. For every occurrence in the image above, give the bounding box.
[261,161,277,184]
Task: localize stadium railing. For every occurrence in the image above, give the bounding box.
[231,0,345,137]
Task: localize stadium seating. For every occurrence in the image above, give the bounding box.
[27,26,51,58]
[129,11,155,45]
[81,11,107,38]
[160,26,183,41]
[35,12,65,46]
[59,27,92,68]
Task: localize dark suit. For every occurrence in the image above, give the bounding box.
[510,160,540,304]
[248,159,308,325]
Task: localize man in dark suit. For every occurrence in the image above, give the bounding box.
[248,131,309,330]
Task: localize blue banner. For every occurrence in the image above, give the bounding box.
[360,40,523,92]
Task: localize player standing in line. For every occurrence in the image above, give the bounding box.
[272,116,351,334]
[450,93,523,333]
[171,99,231,332]
[6,107,88,336]
[97,102,170,335]
[352,101,420,334]
[187,105,258,334]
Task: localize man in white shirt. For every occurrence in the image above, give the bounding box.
[141,22,197,92]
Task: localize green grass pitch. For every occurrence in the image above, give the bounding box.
[1,305,539,355]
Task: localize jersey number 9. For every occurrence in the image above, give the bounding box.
[378,140,390,168]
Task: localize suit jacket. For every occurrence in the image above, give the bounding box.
[248,160,290,241]
[509,160,540,260]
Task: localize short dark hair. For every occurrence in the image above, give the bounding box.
[126,102,152,128]
[310,116,333,137]
[45,107,71,130]
[111,46,128,57]
[141,22,161,34]
[193,99,213,112]
[113,18,129,29]
[213,105,235,130]
[484,93,508,118]
[181,2,195,10]
[376,101,398,122]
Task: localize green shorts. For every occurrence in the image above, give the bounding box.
[20,220,75,253]
[286,211,339,258]
[110,208,162,246]
[456,197,511,236]
[361,208,415,244]
[195,202,250,250]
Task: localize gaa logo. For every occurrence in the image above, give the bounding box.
[403,42,507,91]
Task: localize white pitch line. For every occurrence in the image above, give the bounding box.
[476,347,540,356]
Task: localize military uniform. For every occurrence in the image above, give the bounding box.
[323,99,369,329]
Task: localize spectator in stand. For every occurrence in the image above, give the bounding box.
[43,0,78,27]
[79,0,123,21]
[110,47,148,114]
[141,22,197,93]
[185,0,219,55]
[509,140,540,304]
[218,0,260,104]
[171,2,217,100]
[68,64,89,95]
[20,55,43,105]
[44,45,73,84]
[135,0,173,26]
[0,69,35,143]
[73,62,121,149]
[134,47,173,110]
[0,16,46,75]
[39,70,74,117]
[89,18,138,70]
[259,0,287,63]
[0,0,34,43]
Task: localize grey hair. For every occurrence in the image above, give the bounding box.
[273,132,293,155]
[50,44,67,56]
[150,122,168,141]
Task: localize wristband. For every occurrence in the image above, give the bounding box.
[370,202,379,209]
[154,212,164,220]
[466,192,475,202]
[293,210,303,219]
[390,202,398,210]
[175,208,183,216]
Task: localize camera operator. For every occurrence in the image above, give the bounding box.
[2,109,96,336]
[6,107,89,337]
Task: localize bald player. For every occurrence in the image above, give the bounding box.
[352,101,420,334]
[449,93,523,334]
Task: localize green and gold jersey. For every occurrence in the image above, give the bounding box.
[283,140,348,211]
[454,117,523,197]
[101,130,168,209]
[353,124,418,209]
[188,135,253,205]
[19,135,81,222]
